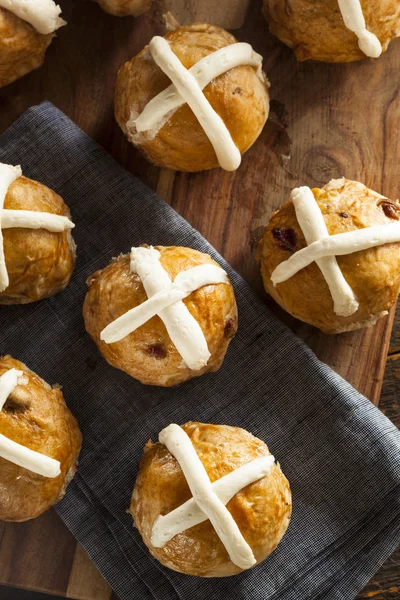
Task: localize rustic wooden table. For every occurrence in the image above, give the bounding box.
[0,0,399,598]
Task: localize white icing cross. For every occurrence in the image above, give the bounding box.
[101,246,229,371]
[337,0,382,58]
[271,184,400,316]
[128,38,265,171]
[152,424,274,569]
[290,187,358,317]
[0,163,75,293]
[0,368,61,478]
[0,0,66,35]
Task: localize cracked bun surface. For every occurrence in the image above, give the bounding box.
[0,175,76,305]
[0,7,54,88]
[0,355,82,522]
[263,0,400,62]
[259,178,400,334]
[83,246,238,386]
[96,0,151,16]
[114,23,270,172]
[131,422,292,577]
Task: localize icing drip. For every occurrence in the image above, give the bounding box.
[291,187,359,317]
[131,42,264,143]
[156,424,260,569]
[271,220,400,285]
[151,454,274,547]
[146,36,241,171]
[337,0,382,58]
[101,247,229,371]
[0,162,75,293]
[0,368,23,410]
[0,368,61,478]
[0,0,66,34]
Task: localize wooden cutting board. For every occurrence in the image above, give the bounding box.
[0,0,399,598]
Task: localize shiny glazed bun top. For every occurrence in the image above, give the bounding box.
[263,0,400,62]
[83,245,238,387]
[0,0,66,88]
[115,23,270,172]
[259,178,400,334]
[0,355,82,522]
[96,0,151,16]
[0,163,76,305]
[131,422,292,577]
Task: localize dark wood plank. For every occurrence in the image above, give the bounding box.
[380,310,400,430]
[0,586,66,599]
[0,0,398,598]
[0,510,77,594]
[357,304,400,599]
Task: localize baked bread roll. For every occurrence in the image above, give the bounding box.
[263,0,400,62]
[258,178,400,334]
[83,245,237,386]
[0,163,76,304]
[115,23,269,172]
[0,0,65,88]
[0,355,82,521]
[131,422,292,577]
[96,0,151,17]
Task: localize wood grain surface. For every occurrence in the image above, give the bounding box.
[0,0,399,598]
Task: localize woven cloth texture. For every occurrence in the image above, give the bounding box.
[0,103,399,600]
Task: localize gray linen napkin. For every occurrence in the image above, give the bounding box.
[0,102,399,600]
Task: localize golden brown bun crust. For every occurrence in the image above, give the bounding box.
[131,422,292,577]
[259,179,400,334]
[0,8,53,88]
[97,0,151,16]
[0,175,76,305]
[263,0,400,62]
[115,23,269,171]
[0,356,82,522]
[83,246,238,386]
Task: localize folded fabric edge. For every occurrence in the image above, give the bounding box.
[268,486,400,599]
[57,471,400,600]
[322,519,400,600]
